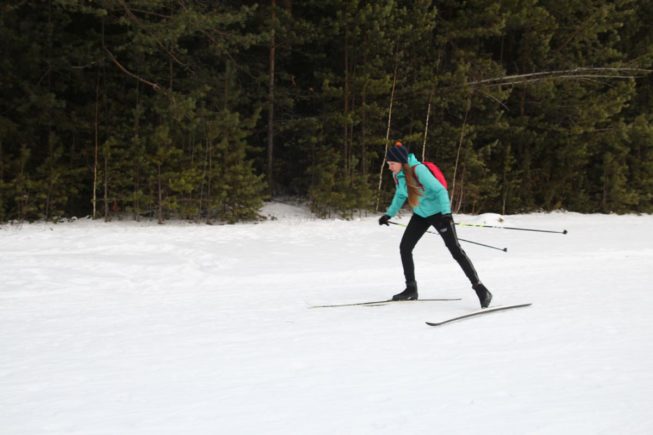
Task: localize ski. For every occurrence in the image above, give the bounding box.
[310,298,461,309]
[425,303,532,326]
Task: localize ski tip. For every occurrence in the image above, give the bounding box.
[425,302,532,327]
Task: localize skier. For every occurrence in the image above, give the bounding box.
[378,141,493,307]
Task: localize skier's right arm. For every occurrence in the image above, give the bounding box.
[385,175,408,218]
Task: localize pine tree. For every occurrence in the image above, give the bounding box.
[0,1,651,222]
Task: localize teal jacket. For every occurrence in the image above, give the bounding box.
[385,153,451,218]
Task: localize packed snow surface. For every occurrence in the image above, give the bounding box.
[2,204,653,434]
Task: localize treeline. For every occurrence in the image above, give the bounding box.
[1,0,652,223]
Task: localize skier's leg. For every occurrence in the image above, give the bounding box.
[394,214,430,300]
[432,214,480,284]
[432,214,492,307]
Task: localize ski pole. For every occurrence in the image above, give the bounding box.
[388,221,508,253]
[456,237,508,252]
[455,222,568,234]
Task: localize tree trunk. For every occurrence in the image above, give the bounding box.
[133,80,141,221]
[100,18,109,222]
[267,0,276,196]
[157,163,163,224]
[455,170,465,214]
[93,71,100,219]
[0,139,4,219]
[103,139,109,221]
[501,141,511,215]
[199,136,208,217]
[376,63,398,211]
[361,82,368,176]
[451,97,471,209]
[422,88,434,161]
[207,138,213,222]
[18,145,28,221]
[343,25,350,175]
[45,0,53,220]
[349,88,355,178]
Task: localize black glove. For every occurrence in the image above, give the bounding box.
[378,214,391,226]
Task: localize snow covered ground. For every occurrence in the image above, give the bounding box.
[2,204,653,434]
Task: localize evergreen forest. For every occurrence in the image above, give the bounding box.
[1,0,652,223]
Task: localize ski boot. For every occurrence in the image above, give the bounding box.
[473,282,492,308]
[392,281,418,301]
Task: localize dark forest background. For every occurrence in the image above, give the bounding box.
[1,0,652,223]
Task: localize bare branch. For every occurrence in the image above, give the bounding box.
[474,87,510,111]
[129,7,173,19]
[104,47,161,91]
[70,61,100,70]
[466,67,652,88]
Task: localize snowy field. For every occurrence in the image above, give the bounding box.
[2,204,653,434]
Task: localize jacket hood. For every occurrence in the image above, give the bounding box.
[407,153,420,168]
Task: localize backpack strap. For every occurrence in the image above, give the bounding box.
[411,165,425,190]
[415,161,449,189]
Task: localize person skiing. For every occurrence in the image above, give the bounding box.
[378,141,493,308]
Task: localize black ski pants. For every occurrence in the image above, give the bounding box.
[399,213,480,285]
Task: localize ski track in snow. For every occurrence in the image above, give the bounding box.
[1,207,653,434]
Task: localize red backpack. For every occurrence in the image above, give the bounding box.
[414,161,448,189]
